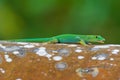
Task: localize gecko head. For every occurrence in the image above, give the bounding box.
[87,35,105,43]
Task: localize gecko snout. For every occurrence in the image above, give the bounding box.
[100,39,105,43]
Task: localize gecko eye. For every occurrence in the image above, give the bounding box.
[96,36,98,38]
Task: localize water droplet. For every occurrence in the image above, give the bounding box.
[58,48,71,57]
[76,67,99,77]
[55,62,68,71]
[15,49,26,57]
[3,46,21,52]
[92,53,109,60]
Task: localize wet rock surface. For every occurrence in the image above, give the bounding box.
[0,42,120,80]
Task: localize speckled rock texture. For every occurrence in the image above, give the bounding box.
[0,41,120,80]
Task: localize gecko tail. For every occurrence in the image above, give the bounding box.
[8,38,51,42]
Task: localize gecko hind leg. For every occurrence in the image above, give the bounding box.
[46,38,58,43]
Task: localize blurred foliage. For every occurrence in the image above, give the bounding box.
[0,0,120,43]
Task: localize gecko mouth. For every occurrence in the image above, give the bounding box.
[97,40,105,43]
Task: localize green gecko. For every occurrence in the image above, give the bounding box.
[10,34,105,46]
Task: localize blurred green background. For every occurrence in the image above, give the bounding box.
[0,0,120,44]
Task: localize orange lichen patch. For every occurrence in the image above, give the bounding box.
[0,42,120,80]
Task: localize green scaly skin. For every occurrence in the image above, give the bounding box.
[9,34,105,46]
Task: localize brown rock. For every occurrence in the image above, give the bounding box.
[0,42,120,80]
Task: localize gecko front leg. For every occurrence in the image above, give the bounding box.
[46,38,58,43]
[79,40,88,46]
